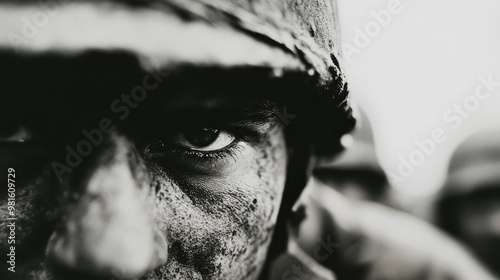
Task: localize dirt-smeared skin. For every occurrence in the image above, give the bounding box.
[145,124,287,279]
[0,124,287,280]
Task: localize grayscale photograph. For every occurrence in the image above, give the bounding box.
[0,0,499,279]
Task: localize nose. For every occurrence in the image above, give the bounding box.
[46,134,168,278]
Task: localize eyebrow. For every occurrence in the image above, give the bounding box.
[124,97,282,141]
[123,66,311,128]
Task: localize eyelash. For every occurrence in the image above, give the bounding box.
[142,123,265,168]
[170,140,242,160]
[145,137,245,165]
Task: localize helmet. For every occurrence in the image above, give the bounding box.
[0,0,355,154]
[435,130,500,234]
[440,130,500,198]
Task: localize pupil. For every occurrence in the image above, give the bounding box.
[184,128,220,148]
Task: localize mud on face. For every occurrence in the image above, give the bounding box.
[0,61,305,280]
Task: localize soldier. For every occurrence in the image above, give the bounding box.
[0,1,495,280]
[0,0,354,279]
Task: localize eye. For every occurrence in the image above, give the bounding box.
[177,128,236,152]
[145,127,237,155]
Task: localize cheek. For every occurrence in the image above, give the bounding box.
[148,127,287,278]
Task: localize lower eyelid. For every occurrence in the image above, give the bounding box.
[146,142,248,175]
[144,140,245,162]
[173,140,242,159]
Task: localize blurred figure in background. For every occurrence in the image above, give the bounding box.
[435,130,500,277]
[271,112,497,280]
[282,177,497,280]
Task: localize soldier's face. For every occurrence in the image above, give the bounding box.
[0,64,292,279]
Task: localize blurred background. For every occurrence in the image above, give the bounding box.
[337,0,500,214]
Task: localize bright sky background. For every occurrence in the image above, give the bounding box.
[337,0,500,199]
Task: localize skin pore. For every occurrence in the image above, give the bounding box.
[0,54,313,279]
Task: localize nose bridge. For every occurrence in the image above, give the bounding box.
[46,134,168,278]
